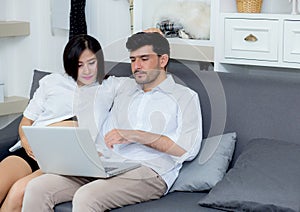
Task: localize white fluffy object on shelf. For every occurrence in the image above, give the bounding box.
[153,1,210,40]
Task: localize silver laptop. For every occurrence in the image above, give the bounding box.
[22,126,140,178]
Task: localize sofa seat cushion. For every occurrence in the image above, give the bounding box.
[55,192,223,212]
[199,138,300,211]
[112,191,222,212]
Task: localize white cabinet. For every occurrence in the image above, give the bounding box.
[283,20,300,64]
[217,13,300,70]
[213,0,300,72]
[224,17,279,62]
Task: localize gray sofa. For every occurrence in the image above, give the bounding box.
[1,60,300,211]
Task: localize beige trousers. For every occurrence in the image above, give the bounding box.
[22,166,166,212]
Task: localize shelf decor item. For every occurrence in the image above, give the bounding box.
[129,0,134,34]
[0,83,4,103]
[289,0,299,15]
[236,0,263,13]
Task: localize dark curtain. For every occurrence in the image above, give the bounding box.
[69,0,87,40]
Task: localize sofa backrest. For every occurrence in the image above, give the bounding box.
[30,70,51,99]
[200,71,300,163]
[105,61,300,165]
[31,62,300,165]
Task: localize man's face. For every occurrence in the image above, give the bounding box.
[129,45,167,91]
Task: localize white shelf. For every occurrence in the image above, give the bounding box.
[0,21,30,37]
[133,0,215,62]
[171,43,214,62]
[0,96,28,116]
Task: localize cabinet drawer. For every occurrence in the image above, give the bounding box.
[224,18,279,61]
[283,20,300,64]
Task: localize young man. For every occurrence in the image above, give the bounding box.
[22,32,202,212]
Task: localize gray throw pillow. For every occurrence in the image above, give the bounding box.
[199,138,300,212]
[170,132,236,192]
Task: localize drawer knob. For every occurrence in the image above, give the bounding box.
[244,34,258,42]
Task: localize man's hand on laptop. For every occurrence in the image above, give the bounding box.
[104,129,131,149]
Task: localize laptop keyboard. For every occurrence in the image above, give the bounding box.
[104,167,118,172]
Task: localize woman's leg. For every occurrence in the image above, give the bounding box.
[0,156,32,206]
[0,169,43,212]
[48,120,78,127]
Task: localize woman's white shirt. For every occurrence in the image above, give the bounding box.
[24,73,125,138]
[10,73,124,152]
[24,73,78,127]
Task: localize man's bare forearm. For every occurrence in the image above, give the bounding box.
[105,129,186,157]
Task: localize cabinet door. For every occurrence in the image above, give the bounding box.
[224,18,279,61]
[283,20,300,64]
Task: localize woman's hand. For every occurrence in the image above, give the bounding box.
[19,117,35,159]
[21,139,35,159]
[143,28,164,36]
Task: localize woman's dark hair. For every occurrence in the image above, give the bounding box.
[63,34,104,83]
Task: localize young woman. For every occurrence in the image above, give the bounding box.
[0,34,113,212]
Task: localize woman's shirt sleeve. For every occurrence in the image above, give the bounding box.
[23,75,49,121]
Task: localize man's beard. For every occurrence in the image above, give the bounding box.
[133,69,161,85]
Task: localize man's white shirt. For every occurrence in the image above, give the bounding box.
[99,75,203,191]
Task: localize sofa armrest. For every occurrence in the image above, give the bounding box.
[0,70,52,161]
[0,115,23,160]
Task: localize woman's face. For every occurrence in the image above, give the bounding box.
[77,49,98,86]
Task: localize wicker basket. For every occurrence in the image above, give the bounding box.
[236,0,262,13]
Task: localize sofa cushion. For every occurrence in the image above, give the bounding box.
[198,138,300,211]
[55,192,223,212]
[112,191,221,212]
[170,132,236,192]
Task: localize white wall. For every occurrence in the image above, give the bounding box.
[2,0,294,98]
[0,0,131,98]
[86,0,131,62]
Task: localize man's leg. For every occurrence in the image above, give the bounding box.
[22,174,90,212]
[73,166,167,212]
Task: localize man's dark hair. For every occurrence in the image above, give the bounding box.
[63,34,104,83]
[126,32,170,57]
